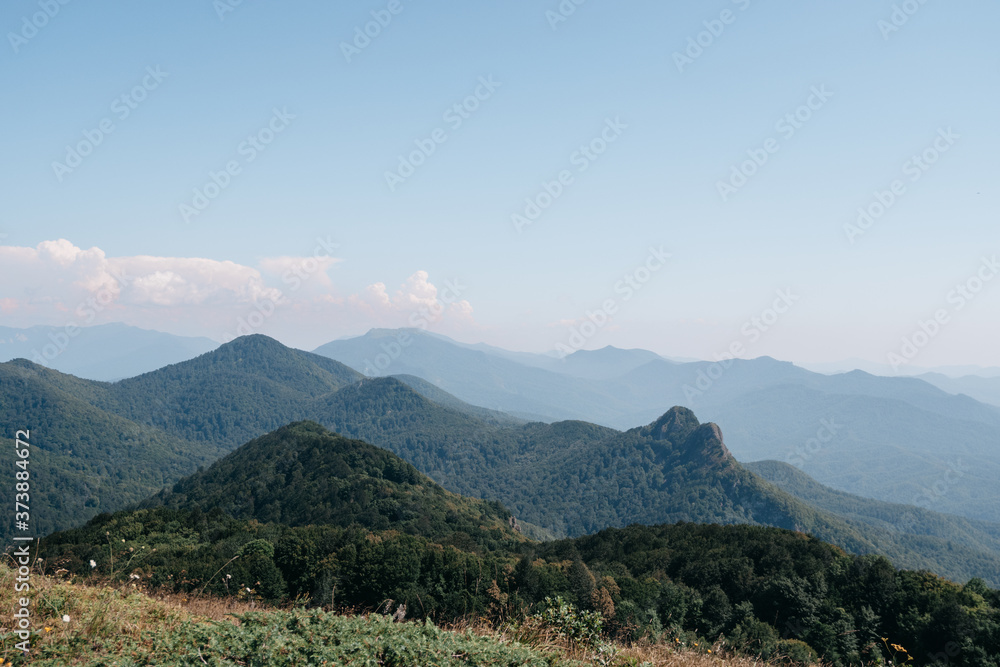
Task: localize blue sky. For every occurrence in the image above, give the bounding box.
[1,0,998,367]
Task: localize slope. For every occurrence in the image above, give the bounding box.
[102,334,363,446]
[0,360,225,538]
[919,372,1000,408]
[144,421,523,551]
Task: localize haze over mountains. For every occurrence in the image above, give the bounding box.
[4,334,1000,587]
[316,328,1000,523]
[0,323,218,381]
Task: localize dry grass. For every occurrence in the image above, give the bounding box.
[443,616,819,667]
[0,558,265,663]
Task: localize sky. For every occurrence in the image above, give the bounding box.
[1,0,998,369]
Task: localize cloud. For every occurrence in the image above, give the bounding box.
[348,270,473,328]
[0,239,280,311]
[0,239,476,348]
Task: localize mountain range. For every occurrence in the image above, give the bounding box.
[5,334,1000,587]
[314,328,1000,523]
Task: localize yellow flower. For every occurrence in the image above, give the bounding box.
[44,626,53,632]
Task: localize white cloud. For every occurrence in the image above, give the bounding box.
[0,239,476,348]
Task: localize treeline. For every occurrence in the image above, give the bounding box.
[40,511,1000,666]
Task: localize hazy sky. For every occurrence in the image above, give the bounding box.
[2,1,997,368]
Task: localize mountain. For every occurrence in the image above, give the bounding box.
[918,372,1000,408]
[548,345,669,379]
[144,421,524,551]
[798,358,1000,378]
[0,323,218,381]
[0,359,226,538]
[746,460,1000,586]
[312,328,630,422]
[0,336,363,537]
[310,388,1000,586]
[314,330,1000,523]
[389,374,529,425]
[101,334,363,446]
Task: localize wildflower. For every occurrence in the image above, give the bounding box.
[44,627,52,633]
[62,615,71,623]
[89,560,97,569]
[130,574,141,580]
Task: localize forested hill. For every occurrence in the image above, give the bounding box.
[0,359,226,538]
[143,420,525,551]
[101,334,364,446]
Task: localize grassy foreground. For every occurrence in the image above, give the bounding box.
[0,562,811,666]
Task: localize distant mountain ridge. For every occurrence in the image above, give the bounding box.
[314,328,1000,523]
[0,323,218,381]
